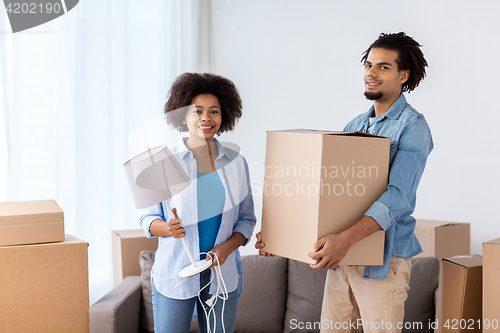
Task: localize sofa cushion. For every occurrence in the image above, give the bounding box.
[403,257,439,333]
[284,259,327,333]
[139,250,155,333]
[234,255,288,333]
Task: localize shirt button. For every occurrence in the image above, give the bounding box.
[372,131,376,134]
[222,221,225,224]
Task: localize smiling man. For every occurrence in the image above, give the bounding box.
[309,32,434,333]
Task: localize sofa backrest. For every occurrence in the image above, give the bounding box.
[139,253,439,333]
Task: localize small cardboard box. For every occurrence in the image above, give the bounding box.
[0,235,89,332]
[112,229,159,285]
[0,199,65,246]
[441,255,482,332]
[414,219,470,260]
[261,129,389,265]
[483,238,500,332]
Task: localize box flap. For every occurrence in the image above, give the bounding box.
[0,200,62,216]
[462,261,482,323]
[483,237,500,245]
[443,254,482,268]
[442,260,467,322]
[0,200,63,226]
[113,229,148,239]
[266,129,387,138]
[416,219,468,228]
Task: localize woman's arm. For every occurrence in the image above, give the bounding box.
[207,232,247,267]
[149,208,185,238]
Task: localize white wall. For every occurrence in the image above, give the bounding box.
[209,0,500,256]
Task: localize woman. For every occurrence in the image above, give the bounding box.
[139,73,256,333]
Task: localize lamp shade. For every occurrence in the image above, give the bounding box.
[124,145,191,209]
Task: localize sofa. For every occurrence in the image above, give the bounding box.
[90,253,439,333]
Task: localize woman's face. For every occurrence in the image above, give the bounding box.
[184,94,222,142]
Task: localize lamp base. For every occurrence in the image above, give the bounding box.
[179,259,212,278]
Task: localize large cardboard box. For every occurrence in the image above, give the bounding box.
[483,238,500,332]
[414,219,471,333]
[441,255,482,332]
[0,199,65,246]
[0,235,89,332]
[414,219,470,260]
[112,229,158,285]
[261,129,389,265]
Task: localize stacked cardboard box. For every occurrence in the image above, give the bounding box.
[483,238,500,332]
[0,199,65,246]
[0,200,89,332]
[414,219,470,260]
[112,229,158,285]
[261,130,389,265]
[414,219,471,333]
[441,255,482,332]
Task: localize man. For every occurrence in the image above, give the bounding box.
[310,32,433,332]
[255,32,432,332]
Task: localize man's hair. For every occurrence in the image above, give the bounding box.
[165,73,243,134]
[361,32,428,93]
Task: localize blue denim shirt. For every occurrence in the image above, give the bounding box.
[344,94,433,279]
[140,138,256,298]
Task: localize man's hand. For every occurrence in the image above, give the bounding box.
[308,233,351,270]
[166,208,185,239]
[308,216,381,269]
[255,232,274,257]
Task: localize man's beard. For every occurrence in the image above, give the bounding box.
[364,91,383,100]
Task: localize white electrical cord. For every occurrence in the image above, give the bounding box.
[197,251,229,333]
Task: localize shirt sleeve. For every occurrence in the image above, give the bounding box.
[139,203,166,238]
[232,157,257,246]
[364,116,433,230]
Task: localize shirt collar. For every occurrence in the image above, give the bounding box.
[178,137,229,161]
[362,93,407,122]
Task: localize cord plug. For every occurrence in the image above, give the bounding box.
[205,294,216,307]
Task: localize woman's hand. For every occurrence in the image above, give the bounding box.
[207,243,232,268]
[206,232,247,267]
[255,232,274,257]
[166,208,185,239]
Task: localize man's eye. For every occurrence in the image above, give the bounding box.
[364,65,371,69]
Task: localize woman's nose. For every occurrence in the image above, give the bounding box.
[199,111,210,121]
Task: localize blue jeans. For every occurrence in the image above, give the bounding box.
[152,269,242,333]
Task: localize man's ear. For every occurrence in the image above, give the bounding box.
[400,70,410,84]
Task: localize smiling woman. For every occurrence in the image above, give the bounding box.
[140,72,256,333]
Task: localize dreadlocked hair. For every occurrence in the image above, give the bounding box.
[361,32,428,92]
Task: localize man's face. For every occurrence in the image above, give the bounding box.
[363,47,409,102]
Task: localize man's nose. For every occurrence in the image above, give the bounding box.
[367,67,377,77]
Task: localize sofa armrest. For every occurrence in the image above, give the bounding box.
[90,276,142,333]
